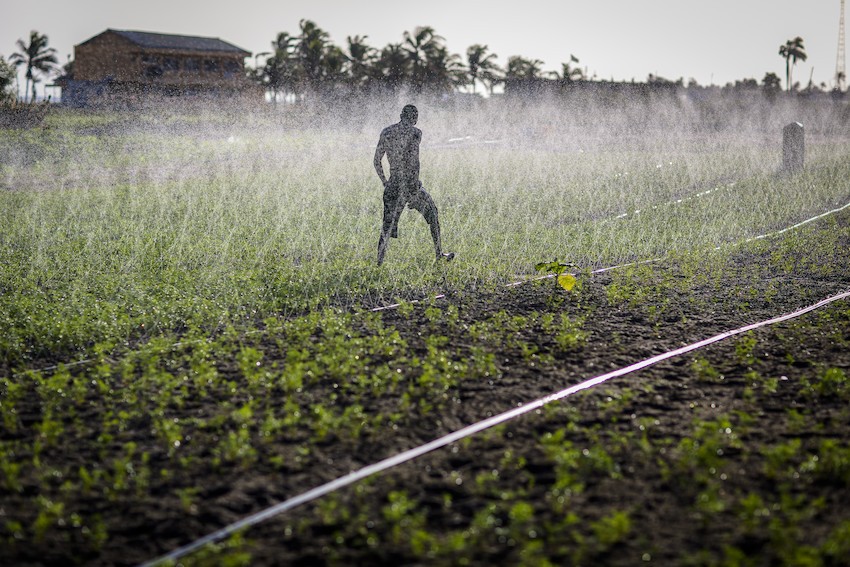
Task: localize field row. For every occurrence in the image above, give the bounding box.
[2,127,849,375]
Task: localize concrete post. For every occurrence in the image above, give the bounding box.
[783,122,804,172]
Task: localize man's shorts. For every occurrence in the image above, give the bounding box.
[382,180,437,239]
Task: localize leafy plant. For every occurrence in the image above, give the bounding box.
[534,259,577,292]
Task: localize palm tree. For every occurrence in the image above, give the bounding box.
[503,55,545,96]
[479,60,503,96]
[345,35,376,92]
[296,19,332,93]
[554,54,584,83]
[374,43,408,92]
[403,26,445,92]
[262,32,298,104]
[466,44,499,94]
[10,31,58,102]
[321,44,348,91]
[778,37,807,92]
[505,56,544,80]
[424,46,466,93]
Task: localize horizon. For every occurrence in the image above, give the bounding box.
[1,0,845,100]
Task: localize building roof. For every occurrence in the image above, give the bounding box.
[87,29,251,55]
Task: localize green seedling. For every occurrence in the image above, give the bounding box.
[535,259,577,292]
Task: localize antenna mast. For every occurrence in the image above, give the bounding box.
[838,0,847,91]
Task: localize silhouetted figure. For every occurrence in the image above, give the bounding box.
[374,104,454,265]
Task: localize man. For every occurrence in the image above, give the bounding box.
[374,104,454,266]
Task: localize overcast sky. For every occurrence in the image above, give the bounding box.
[2,0,845,97]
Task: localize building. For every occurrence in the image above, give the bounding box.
[60,29,259,106]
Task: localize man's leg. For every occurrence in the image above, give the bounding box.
[409,185,453,261]
[378,191,405,265]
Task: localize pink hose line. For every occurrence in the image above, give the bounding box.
[141,288,850,567]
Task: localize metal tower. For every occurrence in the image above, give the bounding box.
[838,0,847,91]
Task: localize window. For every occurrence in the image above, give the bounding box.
[223,59,240,77]
[163,58,179,72]
[203,59,219,73]
[184,58,199,72]
[144,64,163,80]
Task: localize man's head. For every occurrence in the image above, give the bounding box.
[400,104,418,125]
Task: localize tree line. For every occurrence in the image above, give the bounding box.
[0,24,823,105]
[252,20,554,101]
[255,23,819,99]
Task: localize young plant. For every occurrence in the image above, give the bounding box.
[534,259,577,292]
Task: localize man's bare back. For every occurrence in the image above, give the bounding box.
[373,121,421,190]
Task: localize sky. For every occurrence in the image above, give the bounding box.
[1,0,845,98]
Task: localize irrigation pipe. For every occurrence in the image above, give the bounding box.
[16,197,850,376]
[141,288,850,567]
[499,197,850,293]
[746,199,850,242]
[611,180,736,221]
[471,196,850,293]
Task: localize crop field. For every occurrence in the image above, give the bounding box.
[2,95,850,566]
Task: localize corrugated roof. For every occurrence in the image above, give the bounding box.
[106,29,250,55]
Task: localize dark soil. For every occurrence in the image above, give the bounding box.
[3,212,850,566]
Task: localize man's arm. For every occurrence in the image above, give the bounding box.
[410,128,422,181]
[373,133,388,186]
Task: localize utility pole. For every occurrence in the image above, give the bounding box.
[837,0,847,91]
